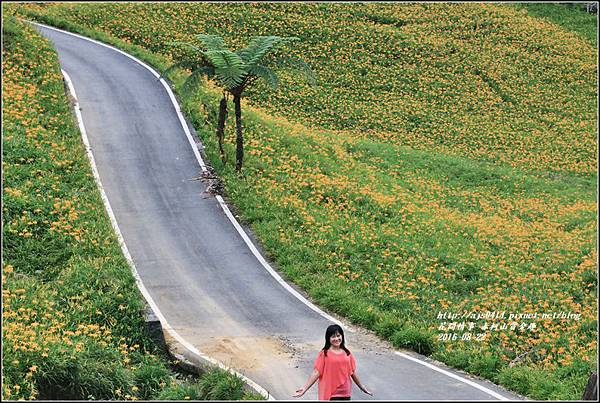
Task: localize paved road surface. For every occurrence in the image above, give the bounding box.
[35,22,526,401]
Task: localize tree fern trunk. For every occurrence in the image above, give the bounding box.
[217,95,227,162]
[234,95,243,172]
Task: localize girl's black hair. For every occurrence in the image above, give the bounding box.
[322,324,351,356]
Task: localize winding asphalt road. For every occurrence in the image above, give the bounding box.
[34,22,527,401]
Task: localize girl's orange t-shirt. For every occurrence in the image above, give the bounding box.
[313,349,356,400]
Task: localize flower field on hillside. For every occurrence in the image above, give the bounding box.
[6,2,598,400]
[14,2,597,175]
[2,15,259,401]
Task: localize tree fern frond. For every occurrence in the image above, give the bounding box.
[160,59,204,80]
[236,35,284,67]
[249,65,279,90]
[181,66,215,94]
[195,34,228,51]
[204,50,247,89]
[274,55,317,87]
[167,41,203,54]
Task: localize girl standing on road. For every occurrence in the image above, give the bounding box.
[293,324,373,400]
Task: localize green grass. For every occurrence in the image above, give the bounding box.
[1,14,260,401]
[5,3,598,400]
[10,2,597,175]
[510,2,598,48]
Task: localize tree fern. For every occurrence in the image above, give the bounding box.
[237,36,280,67]
[161,59,200,78]
[273,55,317,86]
[165,33,314,171]
[195,34,227,52]
[181,66,215,95]
[237,36,300,67]
[168,41,204,54]
[204,50,247,89]
[248,65,279,90]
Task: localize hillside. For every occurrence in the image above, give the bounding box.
[1,14,261,401]
[6,3,598,400]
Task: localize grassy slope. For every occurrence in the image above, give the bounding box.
[6,2,598,400]
[1,15,260,401]
[511,2,598,48]
[12,2,597,175]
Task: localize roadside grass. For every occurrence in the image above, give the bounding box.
[1,15,260,401]
[7,3,598,400]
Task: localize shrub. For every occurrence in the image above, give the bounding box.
[374,315,402,339]
[156,382,202,400]
[391,327,435,356]
[132,361,172,400]
[468,353,502,381]
[496,365,532,397]
[197,368,246,400]
[36,356,131,400]
[433,349,471,371]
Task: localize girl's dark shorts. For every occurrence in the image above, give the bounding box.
[330,397,351,401]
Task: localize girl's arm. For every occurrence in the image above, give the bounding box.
[293,369,320,397]
[351,373,373,396]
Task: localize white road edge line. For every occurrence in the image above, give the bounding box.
[395,352,510,401]
[34,20,513,401]
[30,20,348,330]
[60,68,274,401]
